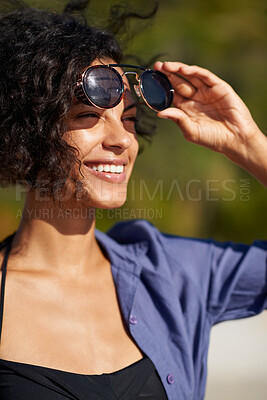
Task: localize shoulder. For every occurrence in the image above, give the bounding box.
[107,219,162,243]
[104,220,219,303]
[104,219,216,277]
[107,218,213,255]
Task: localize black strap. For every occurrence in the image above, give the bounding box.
[0,236,13,343]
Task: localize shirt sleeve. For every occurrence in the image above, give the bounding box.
[206,240,267,324]
[161,232,267,325]
[108,220,267,326]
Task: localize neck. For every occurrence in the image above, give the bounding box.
[12,193,106,277]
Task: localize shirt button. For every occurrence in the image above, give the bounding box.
[166,374,175,384]
[129,315,138,325]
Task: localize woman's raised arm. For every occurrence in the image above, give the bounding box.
[154,61,267,187]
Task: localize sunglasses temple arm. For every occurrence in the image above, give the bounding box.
[108,64,147,71]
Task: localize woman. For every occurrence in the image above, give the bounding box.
[0,2,266,400]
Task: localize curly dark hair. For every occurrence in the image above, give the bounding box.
[0,0,158,194]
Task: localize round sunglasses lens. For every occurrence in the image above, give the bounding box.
[83,67,123,108]
[140,70,173,111]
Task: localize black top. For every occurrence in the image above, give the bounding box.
[0,236,168,399]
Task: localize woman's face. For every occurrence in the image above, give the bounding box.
[64,59,139,209]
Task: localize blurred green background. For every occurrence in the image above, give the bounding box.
[0,0,266,242]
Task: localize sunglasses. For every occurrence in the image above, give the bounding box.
[75,64,174,112]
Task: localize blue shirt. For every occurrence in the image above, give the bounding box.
[95,219,267,400]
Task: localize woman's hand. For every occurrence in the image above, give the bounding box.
[154,61,267,187]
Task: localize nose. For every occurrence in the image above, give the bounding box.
[102,119,133,152]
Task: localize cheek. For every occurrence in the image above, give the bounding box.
[131,136,139,161]
[64,129,100,159]
[132,141,139,167]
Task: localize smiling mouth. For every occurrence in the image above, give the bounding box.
[90,164,124,174]
[83,161,127,183]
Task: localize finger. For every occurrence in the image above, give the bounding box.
[178,65,225,88]
[154,61,197,98]
[156,61,225,89]
[157,107,196,139]
[154,61,188,72]
[172,92,190,108]
[168,70,205,92]
[169,74,197,99]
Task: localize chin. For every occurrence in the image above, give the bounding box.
[73,185,127,209]
[64,174,129,208]
[98,202,126,210]
[90,194,128,210]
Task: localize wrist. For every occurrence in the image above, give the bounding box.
[232,129,267,187]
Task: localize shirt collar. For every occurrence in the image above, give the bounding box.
[95,228,148,278]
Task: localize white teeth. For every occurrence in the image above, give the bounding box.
[91,164,124,174]
[117,165,123,173]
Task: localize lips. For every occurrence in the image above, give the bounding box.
[83,159,128,183]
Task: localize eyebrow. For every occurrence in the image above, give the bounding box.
[71,101,137,112]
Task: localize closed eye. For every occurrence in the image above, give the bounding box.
[75,112,100,119]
